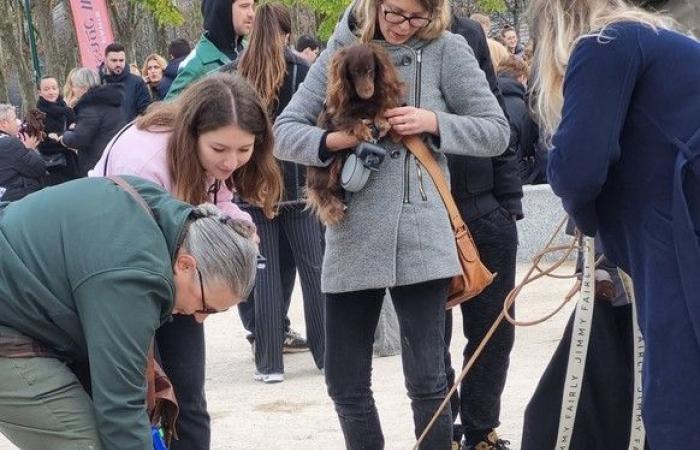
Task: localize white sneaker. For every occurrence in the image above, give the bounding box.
[254,371,284,383]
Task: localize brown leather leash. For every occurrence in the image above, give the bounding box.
[413,215,586,449]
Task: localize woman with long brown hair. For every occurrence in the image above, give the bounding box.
[90,72,282,450]
[525,1,700,449]
[231,2,325,383]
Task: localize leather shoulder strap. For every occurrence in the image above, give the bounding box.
[401,135,466,231]
[107,175,154,219]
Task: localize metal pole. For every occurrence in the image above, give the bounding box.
[23,0,42,86]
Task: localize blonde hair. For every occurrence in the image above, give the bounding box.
[528,0,678,137]
[487,38,510,73]
[470,13,492,34]
[71,68,101,90]
[63,68,78,107]
[352,0,451,43]
[141,54,168,78]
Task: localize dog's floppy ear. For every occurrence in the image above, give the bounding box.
[370,43,404,108]
[326,47,352,114]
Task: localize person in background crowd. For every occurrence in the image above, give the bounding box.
[159,38,192,98]
[500,25,524,59]
[529,0,700,448]
[54,68,125,177]
[100,42,151,121]
[487,36,511,74]
[449,14,523,450]
[295,34,321,64]
[470,14,510,73]
[274,0,510,447]
[91,72,282,450]
[63,68,79,107]
[470,13,492,37]
[0,104,45,201]
[35,76,79,185]
[166,0,256,99]
[0,176,258,450]
[142,53,168,101]
[496,56,544,185]
[232,2,325,383]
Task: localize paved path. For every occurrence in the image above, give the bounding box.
[0,263,577,450]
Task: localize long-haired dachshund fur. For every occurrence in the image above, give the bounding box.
[306,43,404,225]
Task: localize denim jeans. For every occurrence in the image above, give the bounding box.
[445,206,517,444]
[325,278,452,450]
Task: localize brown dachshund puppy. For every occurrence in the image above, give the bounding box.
[306,43,404,225]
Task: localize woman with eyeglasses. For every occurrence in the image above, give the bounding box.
[0,176,258,450]
[89,72,282,450]
[274,0,509,448]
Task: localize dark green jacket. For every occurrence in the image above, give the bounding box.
[165,34,231,100]
[0,176,192,449]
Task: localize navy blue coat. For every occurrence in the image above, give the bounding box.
[547,22,700,450]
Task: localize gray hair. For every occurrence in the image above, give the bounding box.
[70,68,101,90]
[0,104,16,123]
[181,203,258,299]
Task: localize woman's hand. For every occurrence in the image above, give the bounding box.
[19,133,39,150]
[385,106,438,136]
[48,133,60,141]
[325,130,361,152]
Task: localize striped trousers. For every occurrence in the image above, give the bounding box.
[247,204,325,374]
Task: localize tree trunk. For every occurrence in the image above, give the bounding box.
[0,0,36,111]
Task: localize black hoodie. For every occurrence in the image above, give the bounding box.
[202,0,244,60]
[61,84,127,176]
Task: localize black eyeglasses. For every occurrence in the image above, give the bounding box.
[381,3,431,28]
[195,268,229,315]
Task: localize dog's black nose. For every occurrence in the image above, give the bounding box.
[401,56,412,66]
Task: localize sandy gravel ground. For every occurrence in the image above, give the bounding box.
[0,263,577,450]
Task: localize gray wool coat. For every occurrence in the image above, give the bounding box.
[273,6,510,294]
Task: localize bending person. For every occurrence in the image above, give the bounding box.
[0,176,258,450]
[90,72,282,450]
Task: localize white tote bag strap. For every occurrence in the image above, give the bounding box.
[618,269,646,450]
[555,236,596,449]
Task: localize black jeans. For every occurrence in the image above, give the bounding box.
[444,206,517,444]
[155,315,210,450]
[326,278,452,450]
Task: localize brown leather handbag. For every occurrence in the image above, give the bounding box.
[401,135,495,308]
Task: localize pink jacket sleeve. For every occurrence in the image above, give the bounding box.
[212,183,253,224]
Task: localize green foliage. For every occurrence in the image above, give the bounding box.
[132,0,184,26]
[281,0,351,41]
[477,0,507,14]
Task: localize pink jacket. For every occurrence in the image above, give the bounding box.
[89,125,252,223]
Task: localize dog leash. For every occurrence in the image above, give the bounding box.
[414,217,646,450]
[553,236,595,450]
[619,270,647,450]
[413,216,580,449]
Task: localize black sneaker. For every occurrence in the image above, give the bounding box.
[283,329,309,353]
[462,432,512,450]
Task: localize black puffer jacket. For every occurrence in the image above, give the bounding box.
[498,74,542,184]
[100,64,151,121]
[61,84,126,176]
[0,132,46,201]
[449,16,523,221]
